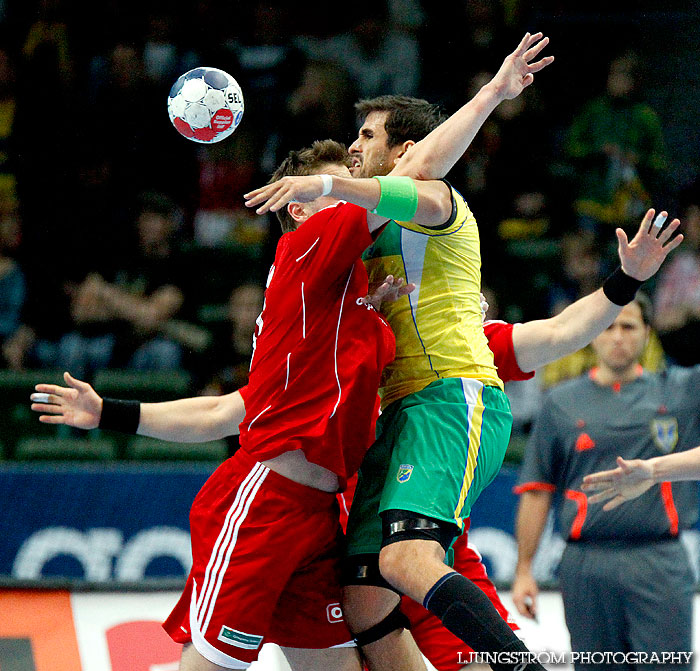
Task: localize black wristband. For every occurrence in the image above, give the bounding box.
[98,398,141,434]
[602,266,643,306]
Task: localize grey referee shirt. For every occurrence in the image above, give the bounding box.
[516,365,700,542]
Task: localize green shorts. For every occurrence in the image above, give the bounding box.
[345,377,512,557]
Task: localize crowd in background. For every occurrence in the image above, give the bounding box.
[0,0,698,427]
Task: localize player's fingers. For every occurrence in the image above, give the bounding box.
[513,32,531,57]
[31,402,64,414]
[650,211,667,235]
[38,414,67,425]
[524,32,543,50]
[663,232,684,252]
[64,371,91,392]
[265,186,296,213]
[587,489,617,505]
[521,73,534,88]
[527,55,555,73]
[618,457,634,473]
[657,218,680,244]
[243,184,271,201]
[603,495,626,511]
[638,208,654,234]
[615,227,629,251]
[581,477,614,491]
[29,393,62,406]
[33,384,69,397]
[244,187,275,208]
[523,36,549,61]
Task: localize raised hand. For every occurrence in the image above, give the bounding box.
[361,275,415,312]
[617,209,683,281]
[491,32,554,101]
[30,371,103,430]
[581,456,656,510]
[244,175,328,215]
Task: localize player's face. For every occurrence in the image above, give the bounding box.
[349,111,401,179]
[592,303,649,374]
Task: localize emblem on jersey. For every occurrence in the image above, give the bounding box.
[218,625,263,650]
[327,603,344,623]
[651,417,678,453]
[397,464,414,483]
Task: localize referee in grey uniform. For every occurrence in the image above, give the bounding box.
[512,293,699,671]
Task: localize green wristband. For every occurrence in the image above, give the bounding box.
[371,176,419,222]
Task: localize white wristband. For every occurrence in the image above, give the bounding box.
[319,174,333,196]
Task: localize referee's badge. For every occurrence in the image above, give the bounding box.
[397,464,414,483]
[651,417,678,453]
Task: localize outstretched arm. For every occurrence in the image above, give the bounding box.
[511,209,682,372]
[392,32,553,180]
[30,371,246,442]
[244,174,453,232]
[582,448,700,510]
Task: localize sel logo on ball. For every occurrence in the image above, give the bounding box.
[167,67,244,144]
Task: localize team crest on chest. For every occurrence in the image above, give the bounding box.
[397,464,414,483]
[650,417,678,453]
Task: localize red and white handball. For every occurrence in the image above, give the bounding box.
[167,67,244,144]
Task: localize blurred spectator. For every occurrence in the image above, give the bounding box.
[54,192,196,379]
[0,211,24,362]
[88,42,199,213]
[193,125,268,252]
[279,59,358,152]
[653,185,700,366]
[0,47,17,214]
[456,69,553,262]
[227,2,305,173]
[200,282,264,396]
[420,0,510,107]
[546,231,604,316]
[142,12,179,85]
[298,0,421,99]
[565,51,667,236]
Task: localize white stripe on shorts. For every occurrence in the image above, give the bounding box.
[196,462,269,633]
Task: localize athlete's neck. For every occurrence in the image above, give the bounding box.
[590,363,643,388]
[262,451,339,492]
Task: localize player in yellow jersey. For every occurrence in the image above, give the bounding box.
[250,33,554,671]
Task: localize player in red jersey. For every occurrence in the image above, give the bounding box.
[29,138,457,671]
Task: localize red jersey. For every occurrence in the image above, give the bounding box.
[239,202,395,488]
[483,320,534,383]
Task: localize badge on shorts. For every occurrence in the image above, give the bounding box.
[218,625,263,650]
[327,603,344,623]
[651,417,678,453]
[397,464,414,483]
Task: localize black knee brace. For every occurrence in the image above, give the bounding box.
[353,602,411,648]
[380,509,459,553]
[342,553,398,592]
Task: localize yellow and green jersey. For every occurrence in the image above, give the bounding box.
[362,183,503,408]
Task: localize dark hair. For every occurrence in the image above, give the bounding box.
[270,139,351,233]
[354,95,446,148]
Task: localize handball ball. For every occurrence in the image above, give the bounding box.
[167,67,244,144]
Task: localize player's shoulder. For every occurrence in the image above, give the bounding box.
[395,180,474,236]
[656,364,700,393]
